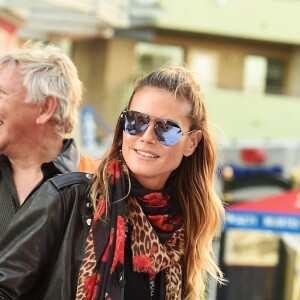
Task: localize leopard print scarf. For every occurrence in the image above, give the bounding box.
[76,159,184,300]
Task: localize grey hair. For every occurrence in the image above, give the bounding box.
[0,41,82,136]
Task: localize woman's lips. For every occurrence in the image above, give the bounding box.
[135,150,158,158]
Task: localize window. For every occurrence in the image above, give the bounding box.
[266,60,285,94]
[243,55,285,95]
[187,48,218,90]
[135,42,184,74]
[243,55,267,93]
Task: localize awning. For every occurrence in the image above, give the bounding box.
[0,0,161,40]
[226,189,300,234]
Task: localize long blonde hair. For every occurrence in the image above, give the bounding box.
[92,66,225,299]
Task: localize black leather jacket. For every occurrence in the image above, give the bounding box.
[0,138,86,240]
[0,172,93,300]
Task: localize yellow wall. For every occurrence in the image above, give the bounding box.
[205,88,300,140]
[72,38,137,129]
[157,0,300,45]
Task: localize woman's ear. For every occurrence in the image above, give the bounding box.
[185,130,202,157]
[36,96,58,125]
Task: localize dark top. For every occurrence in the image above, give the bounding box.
[0,138,82,239]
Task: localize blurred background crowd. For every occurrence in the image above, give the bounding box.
[1,0,300,299]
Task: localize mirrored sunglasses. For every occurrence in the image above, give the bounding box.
[120,110,195,146]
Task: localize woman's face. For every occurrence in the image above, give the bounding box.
[122,86,200,190]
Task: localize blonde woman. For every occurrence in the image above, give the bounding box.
[76,66,225,300]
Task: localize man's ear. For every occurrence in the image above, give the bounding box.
[36,96,58,125]
[185,130,202,156]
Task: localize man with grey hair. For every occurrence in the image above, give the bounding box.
[0,41,98,239]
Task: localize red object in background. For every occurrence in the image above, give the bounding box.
[228,189,300,215]
[0,19,16,34]
[241,148,266,163]
[0,18,17,54]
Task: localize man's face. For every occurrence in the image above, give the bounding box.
[0,64,40,158]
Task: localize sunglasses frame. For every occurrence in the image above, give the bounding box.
[120,110,195,146]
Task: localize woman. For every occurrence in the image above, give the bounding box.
[76,66,225,300]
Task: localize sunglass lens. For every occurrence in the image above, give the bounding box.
[123,111,149,135]
[155,120,182,146]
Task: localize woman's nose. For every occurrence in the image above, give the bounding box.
[139,122,157,144]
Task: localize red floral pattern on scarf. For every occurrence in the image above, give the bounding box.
[111,216,125,272]
[101,230,114,263]
[132,254,156,278]
[148,214,182,232]
[94,199,106,220]
[142,192,170,208]
[108,159,121,185]
[84,274,100,300]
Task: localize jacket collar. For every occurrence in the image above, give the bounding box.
[52,138,81,173]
